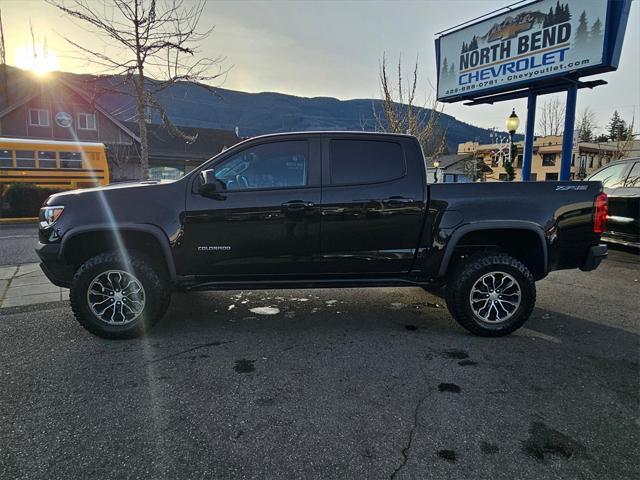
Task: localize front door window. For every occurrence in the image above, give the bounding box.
[214,141,308,191]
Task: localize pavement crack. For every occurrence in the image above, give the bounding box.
[390,390,432,480]
[148,341,231,364]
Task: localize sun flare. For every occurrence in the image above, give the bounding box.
[14,45,60,76]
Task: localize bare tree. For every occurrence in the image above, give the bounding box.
[576,107,597,142]
[0,9,8,105]
[49,0,227,179]
[107,141,139,180]
[374,54,446,157]
[537,97,565,137]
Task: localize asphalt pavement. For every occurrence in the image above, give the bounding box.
[1,246,638,479]
[0,223,39,266]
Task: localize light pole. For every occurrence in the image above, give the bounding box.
[433,159,440,183]
[505,109,520,181]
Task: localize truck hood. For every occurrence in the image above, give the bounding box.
[45,179,177,205]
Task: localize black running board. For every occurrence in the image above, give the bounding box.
[180,277,434,292]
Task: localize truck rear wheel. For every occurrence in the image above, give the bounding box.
[70,251,170,339]
[445,253,535,337]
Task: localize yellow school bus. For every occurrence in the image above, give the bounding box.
[0,137,110,189]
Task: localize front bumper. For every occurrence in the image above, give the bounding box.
[580,244,608,272]
[35,242,73,288]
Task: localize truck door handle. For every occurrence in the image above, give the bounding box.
[382,196,414,205]
[281,200,315,211]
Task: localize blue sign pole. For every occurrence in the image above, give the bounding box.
[521,93,536,181]
[560,84,577,181]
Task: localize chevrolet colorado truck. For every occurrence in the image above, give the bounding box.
[36,132,608,339]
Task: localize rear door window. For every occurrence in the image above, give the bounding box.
[330,139,404,185]
[589,163,628,189]
[624,162,640,188]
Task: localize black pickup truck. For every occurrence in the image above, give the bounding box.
[37,132,608,339]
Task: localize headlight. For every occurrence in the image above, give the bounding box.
[39,206,65,228]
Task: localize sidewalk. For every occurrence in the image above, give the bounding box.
[0,263,68,309]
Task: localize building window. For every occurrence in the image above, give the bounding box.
[498,173,508,181]
[15,150,36,168]
[59,151,83,169]
[515,154,523,167]
[0,149,13,168]
[77,112,97,130]
[38,151,57,169]
[545,172,559,181]
[28,108,50,127]
[571,154,576,166]
[530,173,537,181]
[588,156,594,168]
[542,153,556,166]
[443,174,457,183]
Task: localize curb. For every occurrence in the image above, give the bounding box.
[0,217,38,225]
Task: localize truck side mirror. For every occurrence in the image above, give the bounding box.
[199,169,227,198]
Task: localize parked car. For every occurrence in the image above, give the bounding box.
[37,132,608,339]
[587,157,639,248]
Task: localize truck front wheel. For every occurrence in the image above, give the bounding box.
[70,251,171,339]
[445,253,536,337]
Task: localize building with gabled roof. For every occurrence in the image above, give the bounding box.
[0,66,239,181]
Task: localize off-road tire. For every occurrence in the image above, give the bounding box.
[70,251,171,339]
[445,253,536,337]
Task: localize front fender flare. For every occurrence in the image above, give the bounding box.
[59,223,177,281]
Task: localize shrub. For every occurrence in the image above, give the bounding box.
[2,183,63,218]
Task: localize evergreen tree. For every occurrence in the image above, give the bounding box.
[544,7,554,27]
[607,111,629,141]
[449,63,455,81]
[589,18,603,46]
[575,11,589,44]
[555,1,562,19]
[441,57,449,82]
[504,144,516,181]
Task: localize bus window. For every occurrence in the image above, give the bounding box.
[0,149,12,168]
[60,151,83,169]
[16,150,36,168]
[38,151,57,169]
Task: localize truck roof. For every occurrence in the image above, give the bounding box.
[244,131,417,141]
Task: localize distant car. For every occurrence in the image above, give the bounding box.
[587,158,640,248]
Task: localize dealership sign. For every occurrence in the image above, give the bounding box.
[435,0,630,102]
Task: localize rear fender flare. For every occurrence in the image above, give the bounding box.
[437,221,548,278]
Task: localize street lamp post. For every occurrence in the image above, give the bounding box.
[433,159,440,183]
[505,109,520,181]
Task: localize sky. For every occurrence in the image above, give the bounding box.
[2,0,639,135]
